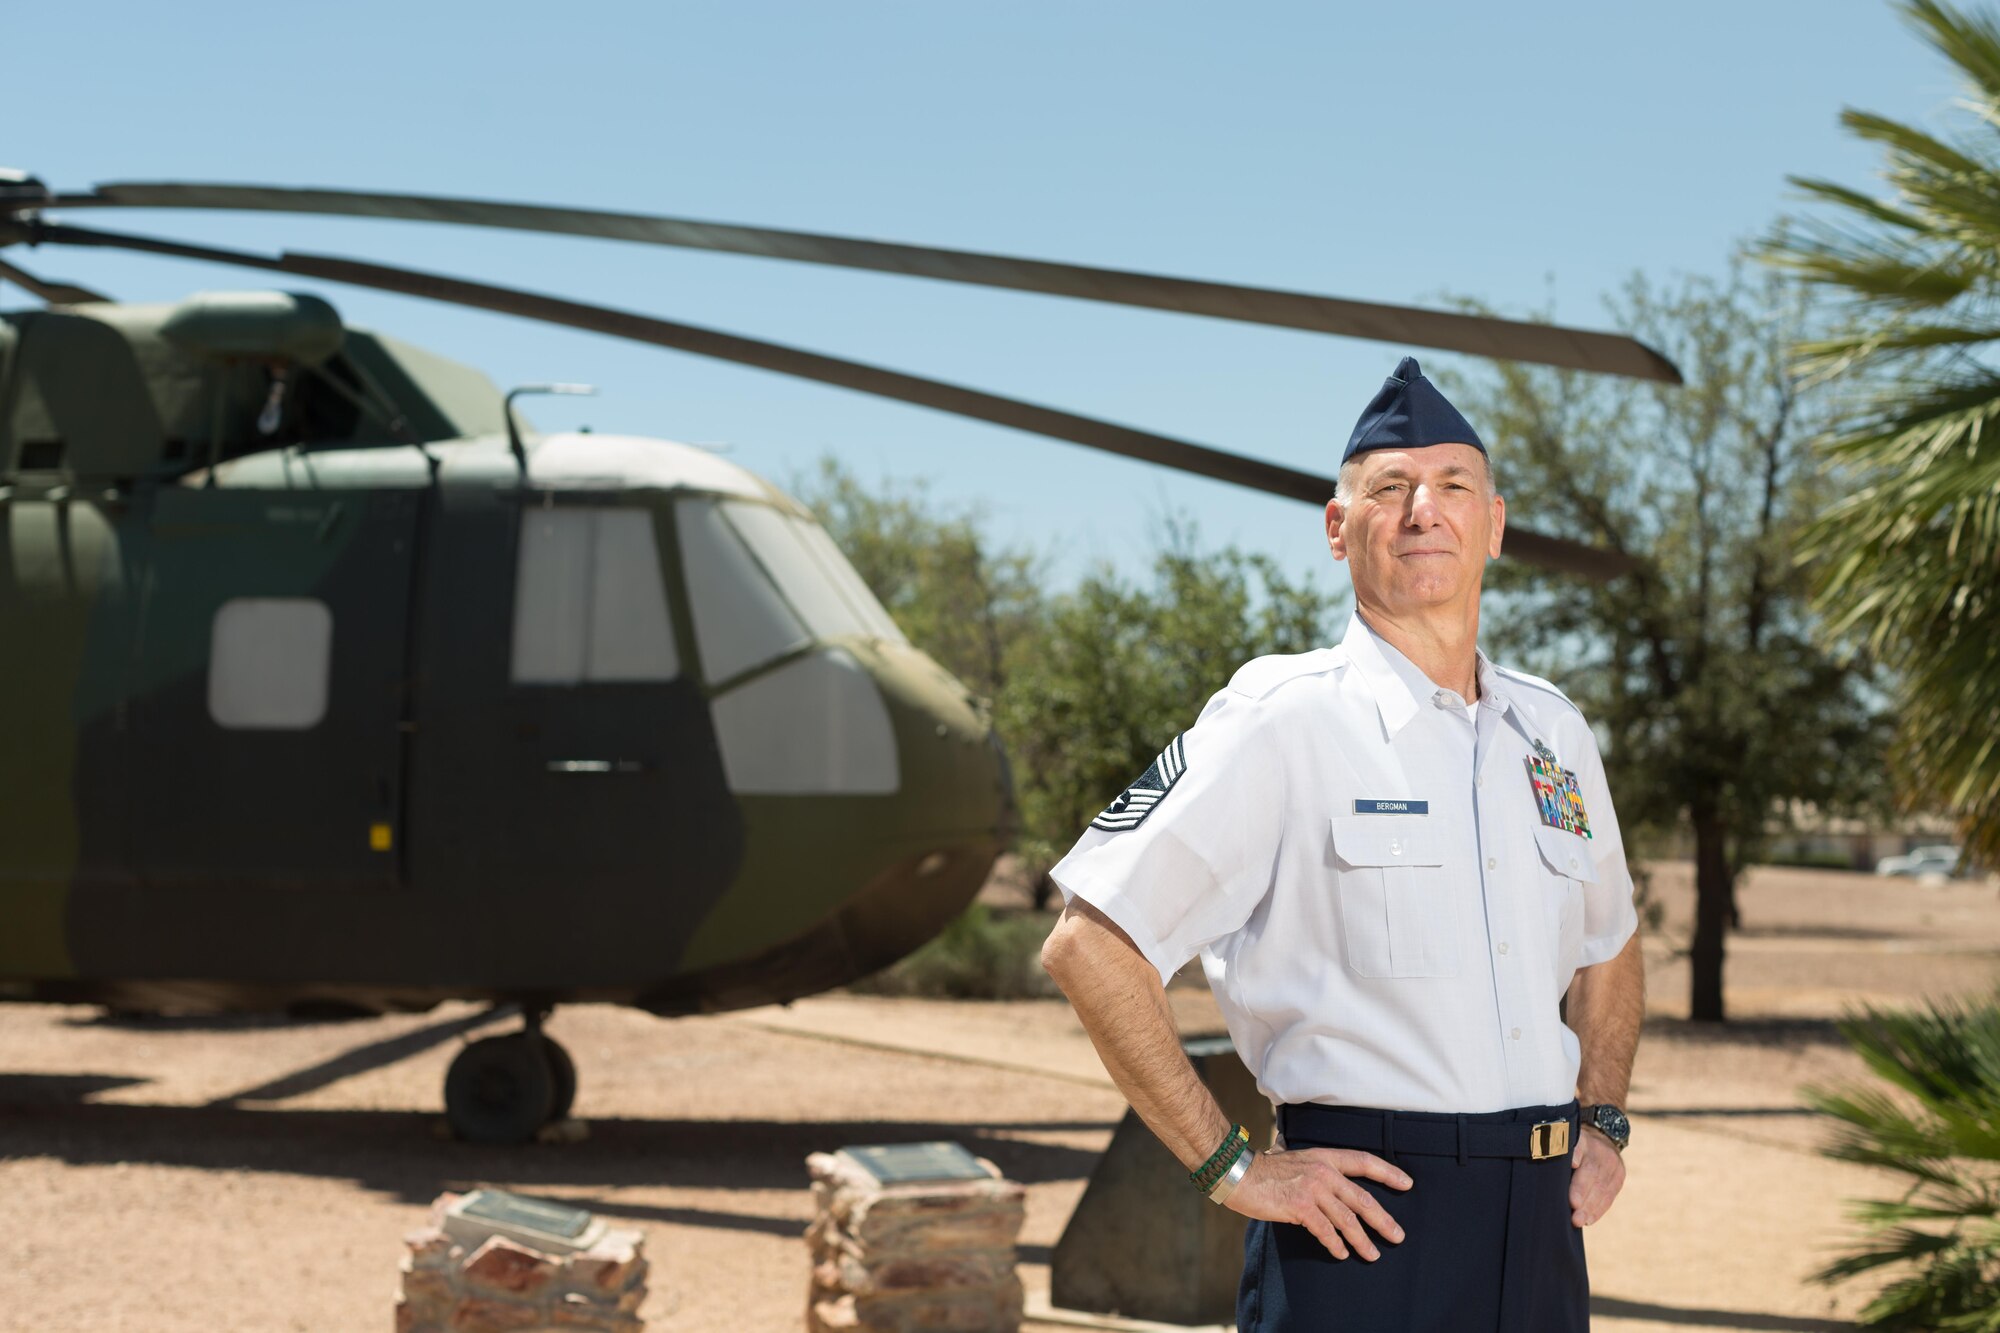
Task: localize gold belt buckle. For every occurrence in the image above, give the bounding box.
[1530,1120,1570,1160]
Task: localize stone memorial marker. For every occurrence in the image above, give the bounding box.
[806,1141,1026,1333]
[398,1189,649,1333]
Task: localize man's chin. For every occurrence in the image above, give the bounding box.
[1375,573,1477,610]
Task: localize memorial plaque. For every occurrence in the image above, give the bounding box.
[840,1141,991,1185]
[460,1190,594,1241]
[443,1189,606,1255]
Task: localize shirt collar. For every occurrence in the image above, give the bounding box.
[1339,611,1512,739]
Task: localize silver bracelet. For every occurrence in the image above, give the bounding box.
[1206,1148,1253,1206]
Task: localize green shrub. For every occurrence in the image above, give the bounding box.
[849,905,1060,1000]
[1808,993,2000,1328]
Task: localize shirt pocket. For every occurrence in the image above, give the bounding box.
[1532,823,1597,976]
[1328,816,1458,978]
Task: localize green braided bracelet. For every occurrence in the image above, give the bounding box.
[1190,1124,1250,1193]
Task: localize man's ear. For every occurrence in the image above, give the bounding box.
[1326,497,1348,562]
[1488,492,1506,559]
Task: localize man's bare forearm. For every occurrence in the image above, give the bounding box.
[1570,931,1644,1107]
[1041,898,1232,1169]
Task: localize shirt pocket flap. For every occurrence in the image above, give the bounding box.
[1533,824,1600,882]
[1329,816,1447,868]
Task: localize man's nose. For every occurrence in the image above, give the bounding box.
[1404,484,1444,526]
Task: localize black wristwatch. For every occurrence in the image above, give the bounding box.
[1581,1104,1630,1153]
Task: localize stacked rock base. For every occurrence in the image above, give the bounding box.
[806,1150,1025,1333]
[398,1194,647,1333]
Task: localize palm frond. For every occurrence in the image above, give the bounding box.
[1853,1198,2000,1226]
[1842,107,2000,182]
[1817,1226,1962,1282]
[1808,992,2000,1326]
[1908,0,2000,108]
[1791,176,1939,232]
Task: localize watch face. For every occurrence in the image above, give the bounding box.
[1592,1105,1630,1146]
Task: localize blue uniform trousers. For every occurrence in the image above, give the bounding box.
[1237,1101,1588,1333]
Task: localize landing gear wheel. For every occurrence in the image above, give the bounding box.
[445,1033,557,1144]
[542,1035,577,1123]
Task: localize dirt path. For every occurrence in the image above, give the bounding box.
[1,862,1993,1331]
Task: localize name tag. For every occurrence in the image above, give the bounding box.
[1353,799,1429,815]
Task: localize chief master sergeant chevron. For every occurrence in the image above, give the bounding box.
[1040,356,1644,1333]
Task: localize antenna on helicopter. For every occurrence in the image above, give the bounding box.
[504,382,597,476]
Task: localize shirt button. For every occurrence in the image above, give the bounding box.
[1498,942,1509,955]
[1486,857,1497,870]
[1390,839,1402,856]
[1476,775,1485,787]
[1570,857,1580,870]
[1511,1027,1522,1040]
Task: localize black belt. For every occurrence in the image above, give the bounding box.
[1279,1102,1579,1163]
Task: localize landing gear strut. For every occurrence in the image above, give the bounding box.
[443,1007,578,1144]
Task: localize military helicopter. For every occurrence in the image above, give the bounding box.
[0,172,1676,1143]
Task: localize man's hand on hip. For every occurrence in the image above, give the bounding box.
[1569,1126,1626,1226]
[1225,1148,1413,1261]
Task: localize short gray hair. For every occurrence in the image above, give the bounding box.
[1333,458,1361,504]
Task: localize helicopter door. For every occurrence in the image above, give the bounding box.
[127,487,421,892]
[494,502,710,892]
[390,495,745,985]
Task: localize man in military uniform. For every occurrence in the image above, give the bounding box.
[1041,357,1643,1332]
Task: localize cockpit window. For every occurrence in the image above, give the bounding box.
[789,518,907,645]
[675,498,908,686]
[512,507,680,684]
[676,499,812,683]
[718,502,907,646]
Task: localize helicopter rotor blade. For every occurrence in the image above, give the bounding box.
[41,181,1683,384]
[0,255,109,305]
[22,219,1632,580]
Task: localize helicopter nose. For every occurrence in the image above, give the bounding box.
[854,640,1013,845]
[810,644,1015,983]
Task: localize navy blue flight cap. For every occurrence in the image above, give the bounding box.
[1341,356,1487,464]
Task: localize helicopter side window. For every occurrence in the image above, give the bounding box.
[709,649,900,794]
[675,499,813,683]
[208,598,334,730]
[716,503,905,645]
[511,507,680,685]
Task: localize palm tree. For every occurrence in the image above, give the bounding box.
[1808,996,2000,1328]
[1764,0,2000,866]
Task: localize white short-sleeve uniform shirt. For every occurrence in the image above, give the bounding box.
[1050,612,1639,1115]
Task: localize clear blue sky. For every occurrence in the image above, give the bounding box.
[10,0,1952,598]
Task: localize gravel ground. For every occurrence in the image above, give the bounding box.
[1,861,1994,1332]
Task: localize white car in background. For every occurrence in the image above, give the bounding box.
[1875,845,1965,879]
